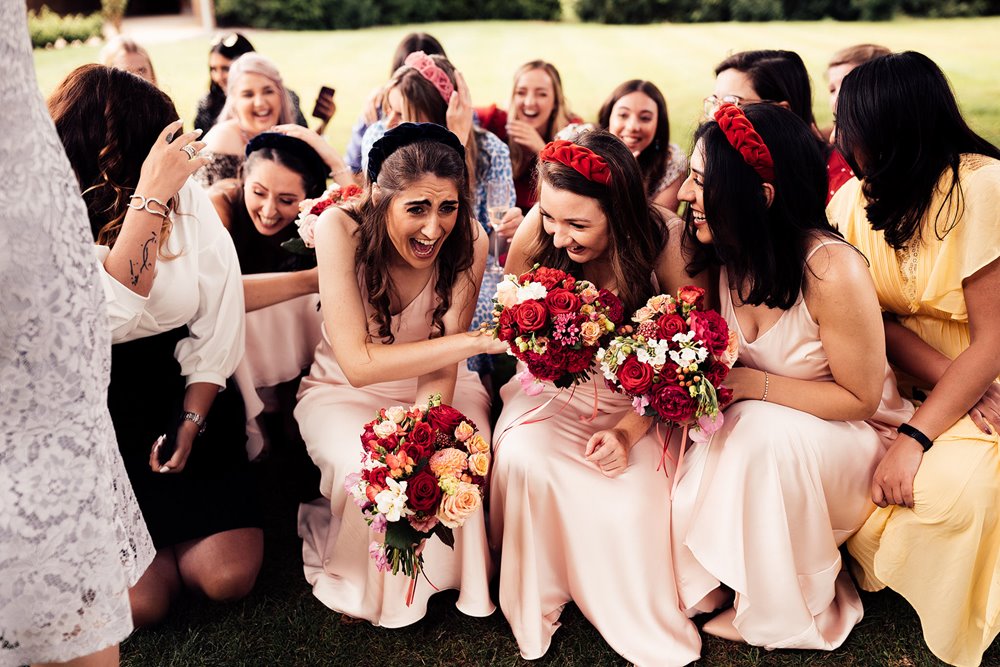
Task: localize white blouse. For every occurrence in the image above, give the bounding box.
[94,180,245,388]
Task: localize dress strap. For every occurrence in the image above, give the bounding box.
[804,238,862,262]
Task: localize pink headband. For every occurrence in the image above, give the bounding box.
[403,51,455,103]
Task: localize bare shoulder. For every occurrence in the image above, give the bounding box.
[207,179,239,228]
[203,120,244,154]
[803,235,875,306]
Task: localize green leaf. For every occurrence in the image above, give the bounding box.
[384,521,423,551]
[433,523,456,549]
[280,237,313,256]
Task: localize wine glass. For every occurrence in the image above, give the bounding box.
[485,178,514,279]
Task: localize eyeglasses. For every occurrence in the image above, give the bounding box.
[703,94,772,119]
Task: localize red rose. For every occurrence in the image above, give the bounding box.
[678,285,706,310]
[497,308,516,342]
[360,423,378,452]
[406,421,435,460]
[512,300,548,332]
[689,310,729,356]
[364,466,390,490]
[718,386,734,407]
[656,314,688,342]
[310,198,335,216]
[406,470,443,513]
[703,359,729,387]
[338,183,363,201]
[426,404,466,434]
[599,290,625,324]
[530,266,570,290]
[617,355,654,394]
[545,288,581,316]
[650,383,697,424]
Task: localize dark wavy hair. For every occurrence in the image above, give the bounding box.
[207,32,255,97]
[685,104,835,310]
[351,140,475,343]
[527,130,666,316]
[597,79,671,198]
[715,50,817,127]
[243,139,328,200]
[835,51,1000,250]
[48,64,180,249]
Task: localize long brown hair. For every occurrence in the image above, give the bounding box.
[383,55,479,194]
[48,64,179,250]
[527,130,666,316]
[507,61,573,179]
[597,79,672,198]
[351,140,476,343]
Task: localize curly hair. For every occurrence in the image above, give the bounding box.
[350,140,476,343]
[48,64,179,250]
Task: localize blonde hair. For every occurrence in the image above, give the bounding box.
[507,61,573,178]
[219,53,295,126]
[99,36,157,87]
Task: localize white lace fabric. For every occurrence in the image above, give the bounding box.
[0,1,155,664]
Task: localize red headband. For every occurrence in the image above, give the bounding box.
[403,51,454,103]
[539,140,612,186]
[713,103,775,184]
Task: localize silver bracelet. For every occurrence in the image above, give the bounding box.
[180,410,206,435]
[127,194,170,219]
[761,371,770,402]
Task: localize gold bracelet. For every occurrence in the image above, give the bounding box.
[761,371,770,402]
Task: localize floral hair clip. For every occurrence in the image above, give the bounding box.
[539,139,612,186]
[713,103,775,184]
[403,51,455,103]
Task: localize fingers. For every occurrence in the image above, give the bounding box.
[584,432,604,458]
[455,70,470,103]
[871,480,886,508]
[167,127,204,149]
[149,434,165,472]
[969,407,993,435]
[160,119,184,144]
[161,447,188,474]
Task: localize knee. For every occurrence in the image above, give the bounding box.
[129,582,172,629]
[192,559,261,602]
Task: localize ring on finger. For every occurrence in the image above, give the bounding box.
[181,144,198,160]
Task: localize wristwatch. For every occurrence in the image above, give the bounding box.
[180,410,207,435]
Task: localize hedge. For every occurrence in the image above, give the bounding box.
[28,5,103,48]
[215,0,561,30]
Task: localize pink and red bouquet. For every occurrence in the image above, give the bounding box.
[490,265,624,394]
[598,286,739,439]
[344,394,490,591]
[281,182,363,255]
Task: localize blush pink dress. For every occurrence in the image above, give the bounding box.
[294,276,494,627]
[670,244,914,650]
[490,374,703,666]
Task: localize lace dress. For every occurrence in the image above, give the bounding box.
[0,2,154,664]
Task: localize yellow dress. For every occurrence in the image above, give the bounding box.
[827,154,1000,667]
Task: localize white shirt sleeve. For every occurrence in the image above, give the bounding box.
[174,182,246,387]
[93,244,150,341]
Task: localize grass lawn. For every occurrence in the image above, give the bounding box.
[29,16,1000,666]
[32,17,1000,154]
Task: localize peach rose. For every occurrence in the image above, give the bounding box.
[373,420,397,439]
[468,452,490,477]
[495,279,518,308]
[429,448,468,478]
[580,320,603,346]
[633,306,655,323]
[465,433,489,454]
[436,482,482,528]
[454,421,475,442]
[385,406,407,424]
[720,330,740,369]
[579,286,599,304]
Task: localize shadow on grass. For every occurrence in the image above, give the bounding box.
[121,421,994,667]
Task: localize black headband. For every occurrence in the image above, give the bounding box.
[366,122,466,183]
[245,132,329,194]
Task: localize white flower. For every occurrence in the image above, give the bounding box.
[374,478,413,522]
[494,279,519,308]
[373,419,397,439]
[385,406,407,424]
[516,281,547,303]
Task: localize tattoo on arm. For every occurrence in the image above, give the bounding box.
[128,231,158,287]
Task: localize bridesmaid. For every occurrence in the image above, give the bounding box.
[294,123,507,626]
[829,52,1000,667]
[490,130,703,666]
[670,102,912,650]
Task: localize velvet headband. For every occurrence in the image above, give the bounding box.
[366,122,466,183]
[245,132,329,194]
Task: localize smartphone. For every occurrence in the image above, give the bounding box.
[312,86,335,121]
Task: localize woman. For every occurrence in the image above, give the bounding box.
[1,13,152,666]
[706,49,853,203]
[295,123,505,626]
[829,52,1000,667]
[193,32,306,134]
[476,60,577,218]
[99,35,157,86]
[360,52,515,376]
[48,64,262,628]
[490,130,702,666]
[670,103,912,651]
[597,79,687,212]
[344,32,447,175]
[195,53,299,189]
[823,43,890,139]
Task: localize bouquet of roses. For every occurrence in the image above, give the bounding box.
[281,182,363,255]
[344,394,490,601]
[598,286,739,440]
[491,265,624,394]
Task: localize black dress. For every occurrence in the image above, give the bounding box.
[108,326,260,549]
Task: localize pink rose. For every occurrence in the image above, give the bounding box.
[436,482,482,528]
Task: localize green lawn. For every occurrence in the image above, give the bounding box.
[33,17,1000,155]
[30,17,1000,667]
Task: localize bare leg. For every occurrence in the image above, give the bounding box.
[175,527,264,602]
[34,643,119,667]
[129,549,181,629]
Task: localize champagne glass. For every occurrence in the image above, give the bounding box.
[485,179,514,279]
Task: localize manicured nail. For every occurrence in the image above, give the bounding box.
[159,465,170,473]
